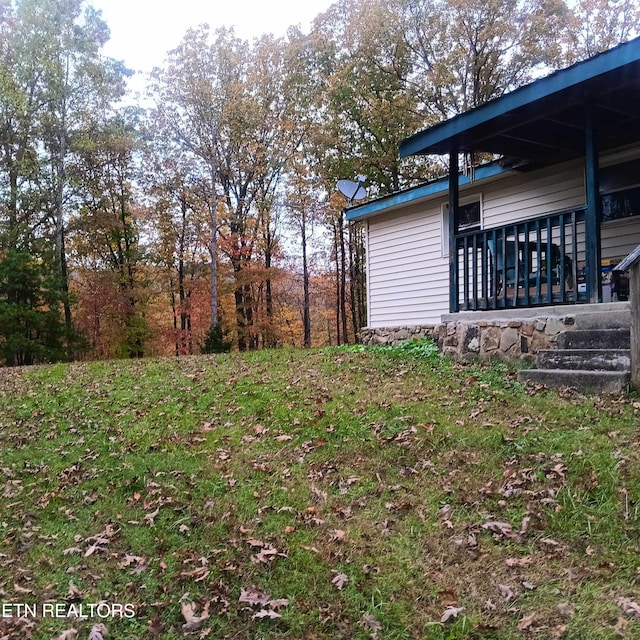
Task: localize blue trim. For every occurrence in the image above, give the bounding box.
[400,37,640,158]
[345,162,508,221]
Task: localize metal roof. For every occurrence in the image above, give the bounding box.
[400,37,640,165]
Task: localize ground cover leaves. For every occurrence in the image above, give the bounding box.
[0,348,638,639]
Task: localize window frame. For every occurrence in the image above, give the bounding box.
[441,194,483,258]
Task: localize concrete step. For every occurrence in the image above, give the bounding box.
[572,309,630,330]
[536,349,631,371]
[517,369,630,393]
[556,328,630,350]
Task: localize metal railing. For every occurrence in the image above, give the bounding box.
[454,207,588,311]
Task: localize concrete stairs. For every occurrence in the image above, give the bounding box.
[517,309,631,393]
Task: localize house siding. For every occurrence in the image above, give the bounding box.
[367,202,448,327]
[602,218,640,261]
[481,161,585,229]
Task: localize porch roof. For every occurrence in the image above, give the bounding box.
[400,37,640,167]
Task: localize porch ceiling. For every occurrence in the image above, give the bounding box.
[400,38,640,168]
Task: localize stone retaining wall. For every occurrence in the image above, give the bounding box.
[361,314,577,362]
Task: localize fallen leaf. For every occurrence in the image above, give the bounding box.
[247,538,265,548]
[557,602,575,617]
[251,609,281,619]
[51,630,77,640]
[67,581,83,599]
[267,599,289,610]
[482,521,513,536]
[179,566,210,582]
[329,529,347,542]
[518,613,535,630]
[181,600,210,632]
[251,545,281,564]
[617,597,640,618]
[498,584,514,601]
[239,588,271,606]
[506,556,533,567]
[614,616,629,636]
[331,573,348,590]
[360,612,382,637]
[441,606,465,623]
[88,623,108,640]
[13,583,33,595]
[144,507,160,527]
[148,617,165,637]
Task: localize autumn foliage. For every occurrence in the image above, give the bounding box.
[0,0,638,364]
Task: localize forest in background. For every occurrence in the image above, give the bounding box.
[0,0,638,365]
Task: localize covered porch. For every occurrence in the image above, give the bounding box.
[400,37,640,314]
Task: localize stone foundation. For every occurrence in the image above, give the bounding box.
[361,314,577,362]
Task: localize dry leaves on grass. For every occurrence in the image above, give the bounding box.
[331,572,349,590]
[88,623,108,640]
[441,606,464,623]
[246,539,287,564]
[143,507,160,527]
[498,584,515,601]
[238,587,289,620]
[617,597,640,618]
[180,599,210,632]
[79,524,118,558]
[517,613,536,631]
[51,630,77,640]
[360,613,382,638]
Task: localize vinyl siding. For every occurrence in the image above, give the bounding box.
[367,201,448,327]
[602,217,640,262]
[481,162,585,229]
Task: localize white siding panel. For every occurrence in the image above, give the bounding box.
[482,163,585,230]
[602,218,640,261]
[367,203,449,327]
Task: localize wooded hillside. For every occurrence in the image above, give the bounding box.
[1,0,638,364]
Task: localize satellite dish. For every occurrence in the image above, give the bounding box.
[337,175,367,203]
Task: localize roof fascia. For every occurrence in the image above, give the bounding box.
[399,37,640,158]
[346,162,508,222]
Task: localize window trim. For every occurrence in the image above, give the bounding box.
[441,194,483,258]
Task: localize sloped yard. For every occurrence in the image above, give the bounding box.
[0,343,639,639]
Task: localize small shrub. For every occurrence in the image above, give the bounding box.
[201,323,232,354]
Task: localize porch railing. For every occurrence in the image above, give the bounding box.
[454,207,589,311]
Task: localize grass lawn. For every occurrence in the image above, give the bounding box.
[0,342,639,639]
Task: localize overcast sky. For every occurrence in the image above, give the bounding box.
[92,0,336,74]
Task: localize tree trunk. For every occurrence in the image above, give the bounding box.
[333,219,341,345]
[208,167,218,328]
[302,213,311,348]
[338,210,349,344]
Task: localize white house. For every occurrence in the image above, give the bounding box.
[346,36,640,372]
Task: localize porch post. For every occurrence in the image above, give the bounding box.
[584,106,602,304]
[448,150,459,313]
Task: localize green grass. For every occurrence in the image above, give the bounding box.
[0,343,639,639]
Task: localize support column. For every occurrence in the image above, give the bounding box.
[448,151,459,313]
[585,107,602,304]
